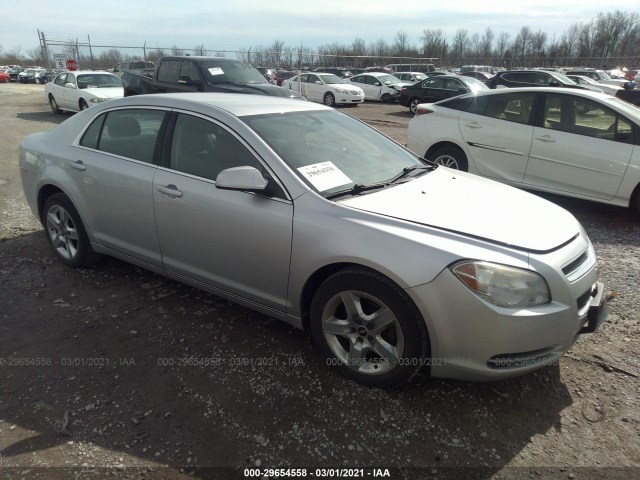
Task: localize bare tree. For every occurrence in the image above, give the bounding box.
[393,29,411,56]
[452,29,469,60]
[268,39,285,67]
[531,30,547,60]
[481,28,494,58]
[495,32,510,61]
[513,26,532,63]
[420,28,447,60]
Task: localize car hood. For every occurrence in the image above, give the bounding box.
[331,84,362,93]
[210,82,305,99]
[339,167,580,252]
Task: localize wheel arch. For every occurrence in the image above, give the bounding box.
[630,181,640,213]
[37,184,65,222]
[424,141,467,161]
[299,262,426,335]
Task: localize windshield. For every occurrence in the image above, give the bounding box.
[459,76,489,92]
[378,74,401,85]
[201,60,269,85]
[243,110,425,197]
[321,74,345,85]
[77,74,123,89]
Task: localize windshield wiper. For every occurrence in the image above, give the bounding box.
[386,165,433,184]
[325,183,386,200]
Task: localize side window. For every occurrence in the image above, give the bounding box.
[468,93,535,125]
[82,109,166,162]
[54,73,67,86]
[444,79,462,90]
[169,114,261,181]
[157,61,180,83]
[542,94,632,143]
[66,73,76,86]
[427,78,445,89]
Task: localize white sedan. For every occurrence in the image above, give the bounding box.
[566,75,623,95]
[407,87,640,212]
[348,72,412,102]
[282,72,364,106]
[45,71,124,113]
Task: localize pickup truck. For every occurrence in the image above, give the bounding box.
[121,56,302,98]
[112,60,155,78]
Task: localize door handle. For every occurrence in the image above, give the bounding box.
[464,122,481,129]
[535,135,556,142]
[69,160,87,171]
[156,184,183,198]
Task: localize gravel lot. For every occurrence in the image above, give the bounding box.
[0,83,639,480]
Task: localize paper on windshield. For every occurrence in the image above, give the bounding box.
[297,161,352,192]
[208,67,224,76]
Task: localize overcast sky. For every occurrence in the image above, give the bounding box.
[4,0,640,55]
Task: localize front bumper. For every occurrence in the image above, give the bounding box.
[407,260,607,382]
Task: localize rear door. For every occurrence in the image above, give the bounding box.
[458,91,536,182]
[525,92,634,199]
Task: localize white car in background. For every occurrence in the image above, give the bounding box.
[392,72,429,83]
[566,75,623,95]
[282,72,364,106]
[407,87,640,212]
[45,71,124,113]
[348,72,412,102]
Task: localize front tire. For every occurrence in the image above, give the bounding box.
[323,92,336,107]
[42,193,101,268]
[49,94,63,114]
[428,146,468,171]
[310,267,429,388]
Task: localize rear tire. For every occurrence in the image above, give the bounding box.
[409,97,422,114]
[310,267,429,388]
[428,146,468,171]
[42,193,101,268]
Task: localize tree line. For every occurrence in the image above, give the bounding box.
[2,9,638,70]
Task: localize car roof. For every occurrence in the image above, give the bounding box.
[459,86,611,101]
[108,92,329,117]
[355,72,392,77]
[62,70,118,75]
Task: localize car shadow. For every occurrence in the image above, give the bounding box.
[0,230,574,478]
[16,111,69,124]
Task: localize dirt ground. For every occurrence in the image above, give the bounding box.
[0,83,639,480]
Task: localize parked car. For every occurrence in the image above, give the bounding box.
[45,71,124,113]
[313,67,353,79]
[282,72,364,106]
[256,67,277,84]
[348,72,411,102]
[566,75,622,95]
[460,65,495,74]
[112,61,155,78]
[566,69,634,89]
[19,92,607,387]
[0,69,10,83]
[407,87,640,212]
[399,75,488,114]
[460,71,495,84]
[4,65,22,81]
[275,70,296,86]
[18,68,48,83]
[392,72,428,83]
[486,70,582,89]
[624,69,639,81]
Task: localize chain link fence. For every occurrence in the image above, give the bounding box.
[33,31,640,75]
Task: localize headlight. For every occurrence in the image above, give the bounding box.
[451,261,550,308]
[334,87,348,94]
[89,98,109,104]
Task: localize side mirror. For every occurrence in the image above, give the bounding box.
[549,81,561,87]
[315,81,322,85]
[215,166,268,192]
[64,82,76,89]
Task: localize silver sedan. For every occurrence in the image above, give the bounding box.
[19,93,607,387]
